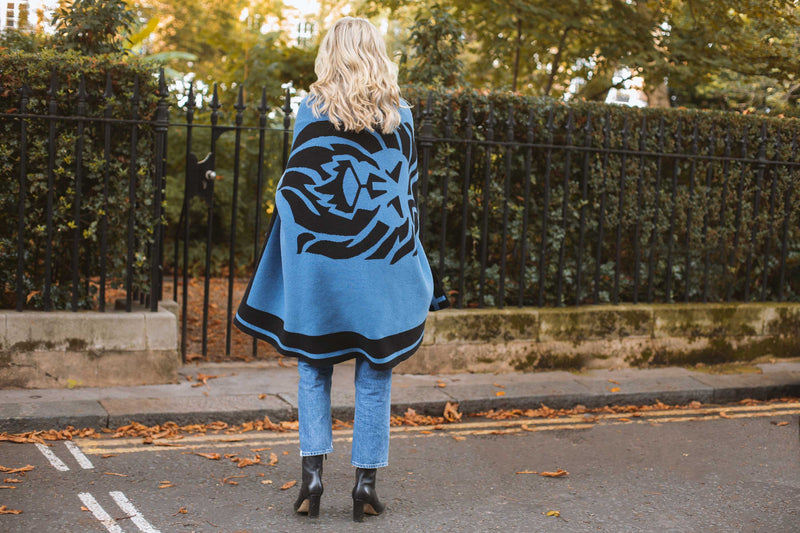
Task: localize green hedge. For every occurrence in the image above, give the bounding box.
[404,86,800,307]
[0,49,161,310]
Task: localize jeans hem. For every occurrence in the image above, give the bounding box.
[301,448,333,457]
[351,461,389,469]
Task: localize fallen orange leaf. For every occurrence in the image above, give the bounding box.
[493,383,506,388]
[0,506,22,514]
[193,452,221,460]
[104,472,127,477]
[495,391,506,397]
[772,421,789,427]
[0,465,34,474]
[280,480,297,490]
[539,469,569,477]
[444,402,462,422]
[516,469,569,477]
[610,387,621,393]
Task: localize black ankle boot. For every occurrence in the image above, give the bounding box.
[352,467,385,522]
[294,455,324,518]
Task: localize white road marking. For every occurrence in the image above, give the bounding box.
[35,443,70,471]
[65,440,95,469]
[78,492,124,533]
[109,491,161,533]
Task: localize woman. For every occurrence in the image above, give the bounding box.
[235,17,448,522]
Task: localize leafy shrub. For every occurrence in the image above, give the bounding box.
[404,86,800,307]
[0,48,161,309]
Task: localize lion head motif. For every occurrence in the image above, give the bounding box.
[278,120,419,264]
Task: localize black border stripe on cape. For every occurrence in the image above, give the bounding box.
[233,313,423,371]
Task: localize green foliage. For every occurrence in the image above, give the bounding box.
[362,0,800,112]
[404,85,800,307]
[400,3,465,87]
[53,0,137,55]
[138,0,318,95]
[0,49,161,309]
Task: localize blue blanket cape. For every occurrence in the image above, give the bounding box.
[235,97,448,370]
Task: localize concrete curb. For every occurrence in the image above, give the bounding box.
[1,363,799,433]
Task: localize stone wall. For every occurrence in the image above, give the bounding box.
[401,303,800,374]
[0,303,180,388]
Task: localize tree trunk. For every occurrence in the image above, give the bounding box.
[543,25,571,97]
[511,17,522,92]
[644,79,670,108]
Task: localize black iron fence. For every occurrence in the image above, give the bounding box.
[4,77,800,363]
[167,84,293,360]
[410,90,800,309]
[1,69,169,313]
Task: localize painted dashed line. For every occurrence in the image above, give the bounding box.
[109,491,162,533]
[78,492,123,533]
[65,440,95,469]
[35,441,95,471]
[35,442,70,471]
[79,491,161,533]
[32,440,159,531]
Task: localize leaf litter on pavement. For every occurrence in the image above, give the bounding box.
[0,397,797,447]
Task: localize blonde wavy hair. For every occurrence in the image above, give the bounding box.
[309,17,402,134]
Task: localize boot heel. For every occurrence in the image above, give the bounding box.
[307,493,321,518]
[353,499,365,522]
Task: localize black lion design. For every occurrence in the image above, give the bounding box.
[278,120,419,264]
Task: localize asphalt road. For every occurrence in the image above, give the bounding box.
[1,401,798,532]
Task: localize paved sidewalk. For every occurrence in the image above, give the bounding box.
[1,361,799,433]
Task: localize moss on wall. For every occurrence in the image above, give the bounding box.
[513,351,587,371]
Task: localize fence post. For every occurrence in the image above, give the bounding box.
[777,132,797,302]
[282,86,292,170]
[15,84,31,312]
[457,101,474,308]
[419,91,434,243]
[179,81,196,362]
[43,70,58,311]
[478,102,495,308]
[71,74,87,311]
[151,68,169,312]
[99,73,114,312]
[225,86,246,353]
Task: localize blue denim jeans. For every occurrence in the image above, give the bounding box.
[297,358,392,468]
